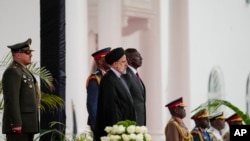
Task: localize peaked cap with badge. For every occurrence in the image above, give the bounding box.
[209,112,226,121]
[165,97,186,109]
[225,113,242,123]
[7,38,33,52]
[191,109,209,120]
[92,47,111,60]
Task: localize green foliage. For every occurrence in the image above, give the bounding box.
[192,98,250,124]
[116,120,137,127]
[34,121,93,141]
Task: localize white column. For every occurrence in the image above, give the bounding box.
[66,0,89,135]
[98,0,122,48]
[168,0,191,128]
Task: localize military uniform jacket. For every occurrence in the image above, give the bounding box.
[95,69,136,141]
[124,67,146,125]
[2,61,39,133]
[86,68,103,131]
[165,117,193,141]
[191,127,212,141]
[208,127,224,141]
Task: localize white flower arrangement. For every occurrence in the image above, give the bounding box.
[100,120,152,141]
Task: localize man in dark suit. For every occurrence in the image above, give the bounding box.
[95,47,136,141]
[2,38,40,141]
[124,48,146,125]
[86,47,111,134]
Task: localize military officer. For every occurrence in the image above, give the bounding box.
[165,97,193,141]
[86,47,111,135]
[225,113,243,125]
[2,38,40,141]
[223,113,244,141]
[191,109,212,141]
[208,112,226,141]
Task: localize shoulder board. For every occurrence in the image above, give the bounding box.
[86,74,101,88]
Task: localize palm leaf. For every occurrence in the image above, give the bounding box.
[28,62,55,91]
[192,98,250,124]
[40,92,64,111]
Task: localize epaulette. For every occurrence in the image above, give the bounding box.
[86,73,101,88]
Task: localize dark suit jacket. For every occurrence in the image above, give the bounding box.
[124,67,146,125]
[95,69,136,141]
[2,61,39,134]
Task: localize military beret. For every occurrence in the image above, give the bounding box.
[92,47,111,60]
[165,97,186,109]
[105,47,125,65]
[7,38,33,52]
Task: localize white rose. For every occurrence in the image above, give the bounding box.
[121,134,131,141]
[141,126,148,133]
[110,135,121,141]
[104,126,113,134]
[135,133,144,141]
[127,125,136,134]
[100,136,110,141]
[117,125,126,134]
[129,133,137,140]
[145,133,152,141]
[111,125,119,134]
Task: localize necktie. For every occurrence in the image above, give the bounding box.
[136,72,140,81]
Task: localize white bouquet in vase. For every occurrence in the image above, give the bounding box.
[100,120,152,141]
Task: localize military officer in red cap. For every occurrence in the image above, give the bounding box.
[221,113,244,141]
[165,97,193,141]
[86,47,111,135]
[191,109,212,141]
[2,38,40,141]
[225,113,243,125]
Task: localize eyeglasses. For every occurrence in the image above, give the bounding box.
[18,50,32,55]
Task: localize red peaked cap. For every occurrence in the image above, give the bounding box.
[191,109,209,120]
[165,97,186,109]
[91,47,111,60]
[225,113,242,123]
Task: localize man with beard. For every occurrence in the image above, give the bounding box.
[191,109,212,141]
[165,97,193,141]
[95,47,136,141]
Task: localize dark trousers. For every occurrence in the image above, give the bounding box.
[6,133,34,141]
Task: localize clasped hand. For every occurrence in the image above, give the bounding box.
[12,126,22,134]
